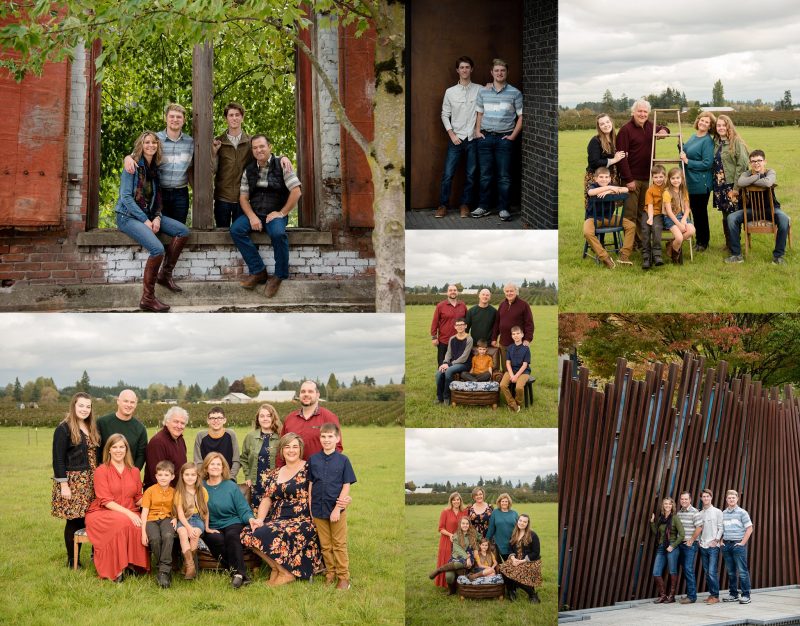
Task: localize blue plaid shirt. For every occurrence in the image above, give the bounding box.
[476,83,523,134]
[156,129,194,188]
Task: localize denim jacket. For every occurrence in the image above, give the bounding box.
[114,159,160,222]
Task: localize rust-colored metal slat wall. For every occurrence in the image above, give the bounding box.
[558,355,800,610]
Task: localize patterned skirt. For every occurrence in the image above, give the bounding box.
[241,515,322,579]
[499,557,543,588]
[51,469,95,520]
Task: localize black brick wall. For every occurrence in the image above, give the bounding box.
[521,0,558,229]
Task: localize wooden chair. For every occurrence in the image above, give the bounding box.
[661,226,694,262]
[450,346,504,409]
[73,528,91,570]
[582,193,627,264]
[741,185,792,256]
[197,483,263,571]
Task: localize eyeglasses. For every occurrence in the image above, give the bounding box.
[208,416,225,421]
[749,158,764,164]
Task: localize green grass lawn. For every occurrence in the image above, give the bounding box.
[559,126,800,311]
[404,305,558,427]
[404,503,557,625]
[0,426,403,626]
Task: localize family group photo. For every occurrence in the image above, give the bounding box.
[0,313,404,624]
[405,428,557,625]
[404,231,558,428]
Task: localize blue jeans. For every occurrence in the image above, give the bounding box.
[161,187,190,224]
[477,133,514,211]
[679,542,698,600]
[721,541,750,598]
[116,213,189,257]
[230,214,289,278]
[214,199,242,228]
[700,545,720,597]
[435,363,469,402]
[652,544,680,576]
[439,139,477,206]
[727,208,790,258]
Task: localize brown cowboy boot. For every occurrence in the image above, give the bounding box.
[653,575,667,603]
[157,235,189,292]
[665,574,678,603]
[264,276,282,298]
[240,269,268,290]
[140,255,170,312]
[428,561,466,579]
[183,549,196,579]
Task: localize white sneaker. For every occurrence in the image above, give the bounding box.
[499,209,512,221]
[471,207,491,218]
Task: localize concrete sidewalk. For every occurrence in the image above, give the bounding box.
[406,207,527,229]
[559,586,800,625]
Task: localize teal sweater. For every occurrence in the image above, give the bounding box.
[203,479,253,529]
[486,508,519,555]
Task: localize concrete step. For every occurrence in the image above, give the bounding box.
[0,278,375,312]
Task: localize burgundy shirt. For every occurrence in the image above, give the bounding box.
[616,117,669,183]
[492,296,534,347]
[278,405,343,466]
[144,426,187,489]
[430,299,468,346]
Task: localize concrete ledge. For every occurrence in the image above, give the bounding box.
[76,229,334,247]
[0,278,374,312]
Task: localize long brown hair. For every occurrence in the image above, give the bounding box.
[447,491,465,512]
[253,403,282,434]
[132,131,163,165]
[62,392,100,446]
[102,433,134,467]
[509,513,533,547]
[666,167,688,211]
[454,518,479,551]
[595,113,616,155]
[174,462,209,520]
[716,114,747,161]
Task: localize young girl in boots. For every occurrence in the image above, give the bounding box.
[468,537,498,580]
[429,517,479,594]
[650,497,684,603]
[498,514,542,603]
[51,392,101,568]
[662,167,696,264]
[173,462,210,579]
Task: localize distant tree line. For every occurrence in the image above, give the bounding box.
[405,473,558,494]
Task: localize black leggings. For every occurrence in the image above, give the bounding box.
[64,517,85,563]
[202,524,247,576]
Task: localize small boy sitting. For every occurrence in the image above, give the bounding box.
[584,166,635,268]
[460,339,494,382]
[141,460,177,588]
[308,423,357,590]
[642,164,666,269]
[499,326,531,412]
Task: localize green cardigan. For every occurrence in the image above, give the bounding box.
[715,136,749,191]
[650,515,684,549]
[240,430,279,483]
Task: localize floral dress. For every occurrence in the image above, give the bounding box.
[51,439,98,519]
[252,434,275,510]
[240,466,321,579]
[712,143,737,215]
[467,503,493,539]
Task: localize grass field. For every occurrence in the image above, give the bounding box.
[0,426,403,626]
[559,126,800,311]
[404,503,557,625]
[404,305,558,428]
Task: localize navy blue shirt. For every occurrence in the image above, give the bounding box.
[507,343,531,375]
[586,182,621,221]
[307,450,357,519]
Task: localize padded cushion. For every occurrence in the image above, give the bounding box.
[449,381,500,392]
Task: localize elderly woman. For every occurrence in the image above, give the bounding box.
[201,452,254,589]
[498,514,542,603]
[486,492,519,561]
[84,434,149,581]
[115,130,190,312]
[51,392,101,568]
[585,113,627,208]
[240,403,282,510]
[680,111,716,251]
[467,486,493,539]
[242,433,322,586]
[650,497,684,604]
[433,491,468,588]
[143,406,188,489]
[712,115,749,251]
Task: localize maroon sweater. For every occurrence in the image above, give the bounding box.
[616,118,669,183]
[492,297,534,347]
[144,426,187,489]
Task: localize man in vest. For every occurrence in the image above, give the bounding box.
[231,134,302,297]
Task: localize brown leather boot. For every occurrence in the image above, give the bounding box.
[240,269,268,290]
[157,235,188,292]
[183,549,196,580]
[665,574,678,603]
[265,276,282,298]
[140,255,170,312]
[653,575,667,603]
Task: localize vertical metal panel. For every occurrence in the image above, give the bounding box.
[559,356,800,610]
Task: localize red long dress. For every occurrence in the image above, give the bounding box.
[85,463,150,579]
[434,507,468,587]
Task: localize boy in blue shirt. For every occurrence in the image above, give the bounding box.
[500,326,530,412]
[308,422,357,589]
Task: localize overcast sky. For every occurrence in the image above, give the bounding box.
[559,0,800,107]
[405,231,557,288]
[0,313,404,389]
[405,428,558,484]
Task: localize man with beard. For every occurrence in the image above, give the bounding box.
[431,284,468,366]
[278,380,343,465]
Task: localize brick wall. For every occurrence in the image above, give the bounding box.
[521,0,558,229]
